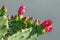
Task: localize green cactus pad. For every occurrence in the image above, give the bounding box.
[0,16,8,40]
[8,28,37,40]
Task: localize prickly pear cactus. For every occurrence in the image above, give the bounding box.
[0,5,53,40]
[0,5,8,40]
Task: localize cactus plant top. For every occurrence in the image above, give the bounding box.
[0,5,53,40]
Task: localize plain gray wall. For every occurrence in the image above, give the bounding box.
[0,0,60,40]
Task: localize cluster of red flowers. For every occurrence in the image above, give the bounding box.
[18,5,53,33]
[35,19,53,33]
[42,19,53,32]
[6,5,53,34]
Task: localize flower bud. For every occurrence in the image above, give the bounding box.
[11,15,14,19]
[35,19,42,24]
[1,5,7,13]
[22,16,29,21]
[45,25,53,32]
[29,17,34,21]
[42,19,52,27]
[15,15,18,21]
[6,15,11,19]
[18,5,26,15]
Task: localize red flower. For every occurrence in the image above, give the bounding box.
[18,5,26,15]
[42,19,52,27]
[45,25,53,32]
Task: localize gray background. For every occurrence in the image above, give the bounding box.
[0,0,60,40]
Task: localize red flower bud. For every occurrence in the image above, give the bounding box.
[6,15,11,19]
[42,19,52,27]
[11,15,14,18]
[15,15,18,18]
[22,16,29,21]
[24,22,27,27]
[14,15,18,21]
[45,25,53,32]
[1,5,7,13]
[18,5,26,15]
[29,17,34,21]
[35,19,42,24]
[2,5,7,10]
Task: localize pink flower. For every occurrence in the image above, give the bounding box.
[45,25,53,32]
[42,19,52,27]
[18,5,26,15]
